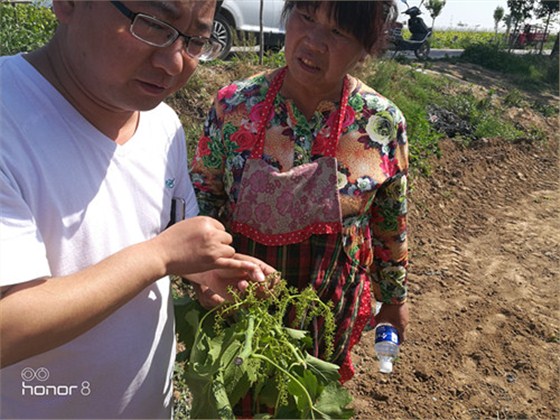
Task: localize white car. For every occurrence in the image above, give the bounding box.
[213,0,286,59]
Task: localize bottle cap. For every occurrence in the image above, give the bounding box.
[379,359,393,374]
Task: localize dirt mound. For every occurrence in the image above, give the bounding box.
[347,113,559,417]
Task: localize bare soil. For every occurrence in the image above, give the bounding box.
[346,62,560,419]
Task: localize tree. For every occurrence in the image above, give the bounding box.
[551,33,559,58]
[259,0,264,64]
[507,0,535,22]
[425,0,446,30]
[493,6,505,45]
[493,6,505,37]
[506,0,535,50]
[503,13,514,45]
[535,0,560,54]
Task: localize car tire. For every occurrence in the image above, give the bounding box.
[213,13,233,60]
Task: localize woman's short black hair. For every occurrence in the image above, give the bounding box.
[282,0,397,55]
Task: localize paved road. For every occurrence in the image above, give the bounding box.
[386,48,553,60]
[385,48,463,59]
[231,47,552,61]
[232,46,463,59]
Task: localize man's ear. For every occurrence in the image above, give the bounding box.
[51,1,76,24]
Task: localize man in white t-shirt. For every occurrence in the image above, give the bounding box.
[0,1,272,418]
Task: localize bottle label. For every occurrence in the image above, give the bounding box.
[374,325,400,345]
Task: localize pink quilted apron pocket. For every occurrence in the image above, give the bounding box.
[231,157,342,246]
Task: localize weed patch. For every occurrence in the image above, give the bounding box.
[460,44,559,90]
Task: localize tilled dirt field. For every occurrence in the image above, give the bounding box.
[346,62,559,419]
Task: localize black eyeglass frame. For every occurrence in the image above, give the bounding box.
[110,0,222,60]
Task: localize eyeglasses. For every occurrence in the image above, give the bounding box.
[110,1,223,61]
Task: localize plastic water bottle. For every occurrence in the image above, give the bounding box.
[374,323,400,374]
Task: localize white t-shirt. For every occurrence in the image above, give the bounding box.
[0,55,198,419]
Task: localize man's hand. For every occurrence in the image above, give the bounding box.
[186,254,277,309]
[151,216,262,276]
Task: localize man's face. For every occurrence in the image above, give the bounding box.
[59,0,217,112]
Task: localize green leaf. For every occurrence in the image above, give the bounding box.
[283,327,308,341]
[227,370,253,407]
[314,383,355,419]
[213,370,235,419]
[254,377,279,409]
[286,374,312,417]
[219,326,253,405]
[275,402,301,419]
[187,367,235,419]
[173,296,200,356]
[305,353,341,383]
[302,370,320,399]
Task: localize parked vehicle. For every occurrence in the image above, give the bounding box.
[387,0,432,59]
[509,24,548,49]
[213,0,285,60]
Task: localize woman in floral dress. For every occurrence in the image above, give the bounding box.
[191,0,409,383]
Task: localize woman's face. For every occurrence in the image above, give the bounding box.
[283,4,366,94]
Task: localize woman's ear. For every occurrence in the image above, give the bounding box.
[51,1,76,24]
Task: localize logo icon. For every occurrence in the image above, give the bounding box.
[165,178,176,188]
[21,367,50,382]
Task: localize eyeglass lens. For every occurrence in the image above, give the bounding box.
[132,15,178,47]
[131,14,220,60]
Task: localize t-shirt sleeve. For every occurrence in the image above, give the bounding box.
[0,169,51,286]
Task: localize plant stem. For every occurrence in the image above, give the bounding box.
[252,353,316,420]
[236,315,255,364]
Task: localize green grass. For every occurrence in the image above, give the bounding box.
[428,29,556,50]
[459,43,559,90]
[0,3,57,55]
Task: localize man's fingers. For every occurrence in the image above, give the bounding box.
[232,253,275,282]
[245,267,265,282]
[236,279,249,291]
[214,258,260,274]
[197,215,227,231]
[212,258,269,284]
[217,230,233,244]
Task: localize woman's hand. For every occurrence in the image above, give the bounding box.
[375,301,409,342]
[189,282,224,309]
